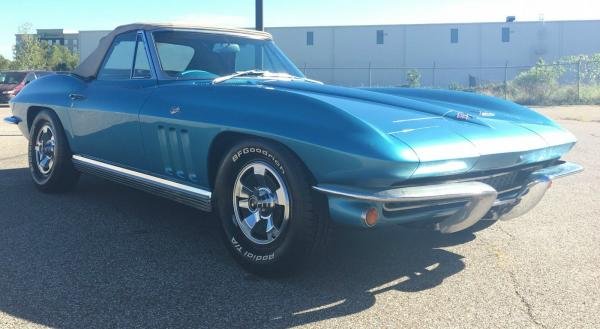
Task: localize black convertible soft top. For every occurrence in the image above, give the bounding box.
[73,23,272,79]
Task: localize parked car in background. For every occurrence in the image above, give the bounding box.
[4,24,583,276]
[0,71,53,103]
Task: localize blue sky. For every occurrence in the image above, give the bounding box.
[2,0,599,59]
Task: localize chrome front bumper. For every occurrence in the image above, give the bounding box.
[314,162,583,233]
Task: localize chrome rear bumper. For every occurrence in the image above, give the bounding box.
[314,162,583,233]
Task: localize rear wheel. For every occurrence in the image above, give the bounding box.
[214,139,330,276]
[28,110,79,192]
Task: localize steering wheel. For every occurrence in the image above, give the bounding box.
[177,70,218,79]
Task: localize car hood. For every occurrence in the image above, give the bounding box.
[261,80,576,176]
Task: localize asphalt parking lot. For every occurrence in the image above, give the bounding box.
[0,104,599,328]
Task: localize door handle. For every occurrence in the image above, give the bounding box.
[69,93,86,101]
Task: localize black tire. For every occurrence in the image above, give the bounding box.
[214,139,330,276]
[28,110,79,193]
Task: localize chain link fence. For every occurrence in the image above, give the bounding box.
[301,58,600,105]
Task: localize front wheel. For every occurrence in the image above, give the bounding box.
[214,139,330,276]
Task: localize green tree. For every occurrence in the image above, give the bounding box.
[0,55,11,70]
[11,23,79,71]
[12,23,46,70]
[46,45,79,71]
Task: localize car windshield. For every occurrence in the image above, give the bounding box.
[152,30,304,80]
[0,72,26,84]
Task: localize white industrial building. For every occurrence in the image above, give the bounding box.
[75,19,600,87]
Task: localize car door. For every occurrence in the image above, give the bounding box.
[68,31,156,168]
[137,36,218,187]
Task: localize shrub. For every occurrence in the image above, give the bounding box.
[511,59,565,105]
[560,54,600,84]
[448,81,464,90]
[406,69,421,87]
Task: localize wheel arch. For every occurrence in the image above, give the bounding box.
[206,131,318,190]
[27,106,57,132]
[26,105,74,152]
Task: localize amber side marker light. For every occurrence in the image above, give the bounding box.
[363,207,379,227]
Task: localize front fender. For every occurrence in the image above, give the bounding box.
[139,83,420,188]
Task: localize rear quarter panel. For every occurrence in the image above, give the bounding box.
[10,74,84,142]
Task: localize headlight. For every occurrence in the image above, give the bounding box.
[2,90,13,95]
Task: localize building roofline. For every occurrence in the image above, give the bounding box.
[265,18,600,30]
[20,18,600,37]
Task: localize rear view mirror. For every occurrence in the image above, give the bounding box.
[213,43,240,54]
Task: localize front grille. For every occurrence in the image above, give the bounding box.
[459,168,537,193]
[395,160,557,194]
[475,171,519,192]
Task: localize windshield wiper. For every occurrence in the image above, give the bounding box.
[212,69,323,85]
[212,70,272,84]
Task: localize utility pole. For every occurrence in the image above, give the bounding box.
[255,0,264,31]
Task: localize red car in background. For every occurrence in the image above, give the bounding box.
[0,71,53,103]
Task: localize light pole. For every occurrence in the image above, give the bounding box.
[255,0,264,31]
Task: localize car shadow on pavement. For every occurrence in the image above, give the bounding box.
[0,168,489,328]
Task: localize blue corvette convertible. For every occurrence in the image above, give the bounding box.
[5,23,582,275]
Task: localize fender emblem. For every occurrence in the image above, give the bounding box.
[455,112,471,121]
[170,106,181,115]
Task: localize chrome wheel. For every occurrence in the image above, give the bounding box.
[233,161,290,245]
[34,124,56,175]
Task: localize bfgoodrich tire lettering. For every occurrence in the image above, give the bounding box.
[215,139,329,276]
[28,110,79,193]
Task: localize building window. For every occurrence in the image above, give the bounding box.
[376,30,384,44]
[450,28,459,43]
[502,27,510,42]
[306,31,314,46]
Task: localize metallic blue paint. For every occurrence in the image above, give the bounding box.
[7,27,579,229]
[3,116,21,124]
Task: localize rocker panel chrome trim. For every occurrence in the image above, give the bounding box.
[72,155,212,211]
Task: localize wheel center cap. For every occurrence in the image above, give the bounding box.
[256,188,276,213]
[248,196,259,212]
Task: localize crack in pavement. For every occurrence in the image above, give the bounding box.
[482,232,546,328]
[507,270,547,328]
[495,224,515,239]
